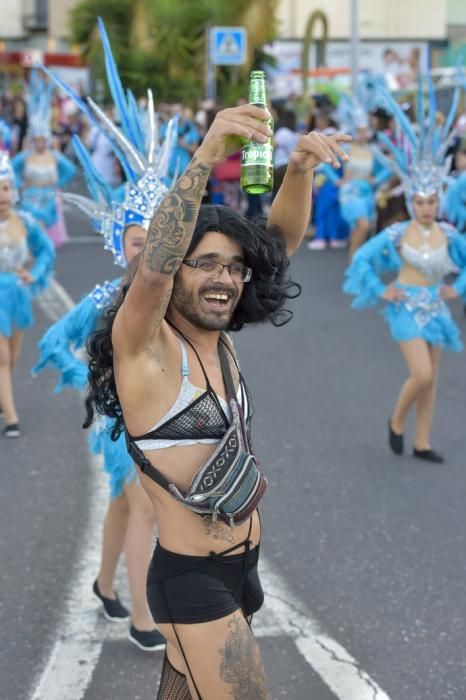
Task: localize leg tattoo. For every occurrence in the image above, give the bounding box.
[219,614,267,699]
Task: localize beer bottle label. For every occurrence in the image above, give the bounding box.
[241,143,273,167]
[249,81,266,106]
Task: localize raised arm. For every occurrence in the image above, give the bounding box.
[113,104,273,357]
[268,131,351,255]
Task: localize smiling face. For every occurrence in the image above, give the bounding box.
[123,225,148,264]
[170,231,246,331]
[0,179,13,216]
[412,193,438,227]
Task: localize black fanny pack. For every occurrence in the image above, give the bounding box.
[125,341,267,526]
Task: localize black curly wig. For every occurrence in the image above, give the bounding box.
[83,204,301,438]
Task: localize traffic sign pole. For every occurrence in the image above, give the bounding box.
[206,28,216,101]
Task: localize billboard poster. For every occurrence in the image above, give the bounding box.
[265,40,428,98]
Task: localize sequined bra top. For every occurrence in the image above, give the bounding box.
[132,334,253,452]
[400,242,459,282]
[345,149,373,180]
[0,231,28,273]
[24,159,58,186]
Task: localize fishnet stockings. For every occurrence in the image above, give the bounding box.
[157,651,192,699]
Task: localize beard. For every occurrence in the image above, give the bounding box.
[170,274,240,331]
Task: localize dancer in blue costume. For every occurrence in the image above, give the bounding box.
[0,151,55,438]
[11,70,76,249]
[319,92,392,259]
[33,19,178,651]
[344,69,466,463]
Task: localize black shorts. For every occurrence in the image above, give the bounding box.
[146,540,264,625]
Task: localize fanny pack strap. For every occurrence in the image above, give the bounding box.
[217,340,237,404]
[124,429,172,492]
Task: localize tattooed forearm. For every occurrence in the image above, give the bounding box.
[143,157,211,275]
[219,613,268,699]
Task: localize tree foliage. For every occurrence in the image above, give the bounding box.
[70,0,279,105]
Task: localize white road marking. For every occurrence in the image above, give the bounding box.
[35,278,76,322]
[29,285,392,699]
[258,563,391,699]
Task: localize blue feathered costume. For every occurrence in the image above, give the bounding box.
[344,64,466,351]
[0,153,55,338]
[344,221,466,350]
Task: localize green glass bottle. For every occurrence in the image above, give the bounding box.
[240,70,274,195]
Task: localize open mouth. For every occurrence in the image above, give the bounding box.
[202,291,233,309]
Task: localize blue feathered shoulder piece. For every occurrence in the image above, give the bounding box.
[443,172,466,231]
[342,223,407,308]
[32,277,121,392]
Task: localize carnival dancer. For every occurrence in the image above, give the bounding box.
[0,151,55,437]
[33,21,178,651]
[83,100,350,697]
[11,70,76,249]
[343,71,466,464]
[318,91,393,259]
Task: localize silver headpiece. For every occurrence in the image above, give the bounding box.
[373,60,464,210]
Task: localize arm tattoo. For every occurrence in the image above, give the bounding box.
[143,158,211,275]
[219,613,268,699]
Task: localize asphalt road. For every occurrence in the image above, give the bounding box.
[1,209,466,700]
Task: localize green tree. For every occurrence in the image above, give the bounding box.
[69,0,278,105]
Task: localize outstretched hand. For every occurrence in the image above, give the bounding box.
[16,267,34,285]
[288,132,352,173]
[194,104,273,168]
[440,285,459,301]
[381,284,407,302]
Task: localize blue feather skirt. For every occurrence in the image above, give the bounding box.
[339,180,375,229]
[382,283,462,350]
[0,273,33,336]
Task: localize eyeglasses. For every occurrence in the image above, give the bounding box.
[183,258,252,283]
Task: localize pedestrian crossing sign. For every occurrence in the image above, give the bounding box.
[211,27,247,66]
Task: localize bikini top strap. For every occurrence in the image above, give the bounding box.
[178,338,190,378]
[166,319,211,387]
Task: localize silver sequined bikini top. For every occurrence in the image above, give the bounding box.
[0,232,29,272]
[24,159,58,186]
[400,242,458,282]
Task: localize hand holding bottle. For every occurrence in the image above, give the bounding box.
[194,105,272,169]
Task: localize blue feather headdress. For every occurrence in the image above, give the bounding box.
[42,19,178,267]
[27,68,54,140]
[373,60,464,212]
[0,152,14,182]
[334,73,390,134]
[0,151,19,204]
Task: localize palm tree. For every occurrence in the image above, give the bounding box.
[69,0,278,104]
